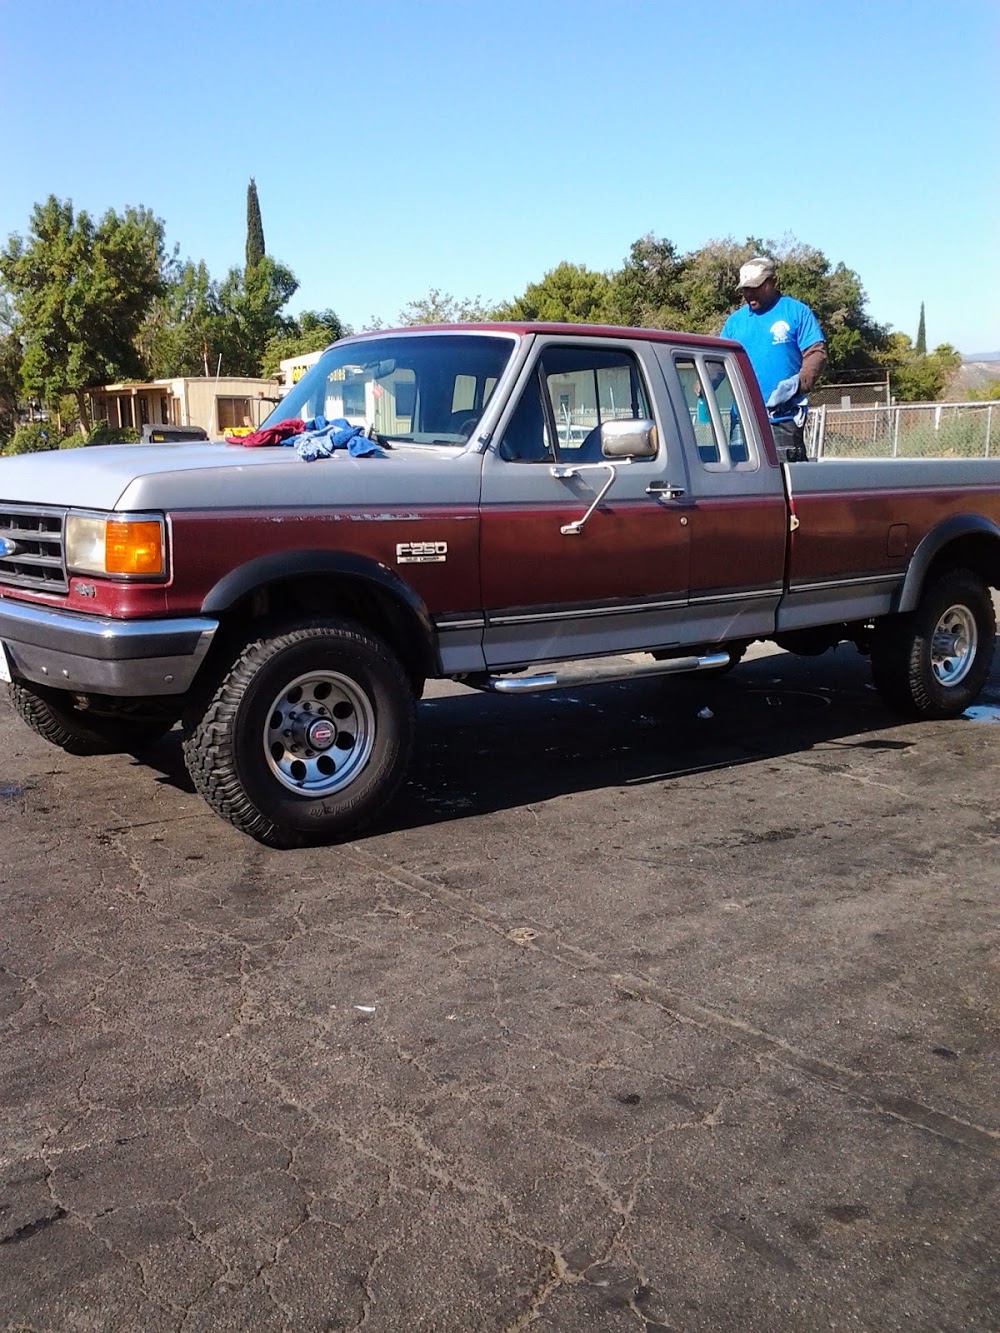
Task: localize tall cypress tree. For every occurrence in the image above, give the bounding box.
[915,301,927,356]
[246,178,265,271]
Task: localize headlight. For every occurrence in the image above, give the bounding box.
[65,513,167,579]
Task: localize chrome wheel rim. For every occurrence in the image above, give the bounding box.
[263,670,375,796]
[930,603,977,687]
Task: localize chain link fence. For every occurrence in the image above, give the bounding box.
[805,401,997,460]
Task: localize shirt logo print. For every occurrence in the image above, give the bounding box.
[770,320,791,345]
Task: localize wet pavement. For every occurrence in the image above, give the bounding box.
[1,643,998,1331]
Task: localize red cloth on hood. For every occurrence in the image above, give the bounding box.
[226,418,307,448]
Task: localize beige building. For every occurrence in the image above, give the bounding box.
[88,376,282,437]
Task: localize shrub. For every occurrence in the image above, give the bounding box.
[2,420,59,456]
[85,420,139,445]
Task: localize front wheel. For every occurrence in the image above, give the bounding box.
[182,617,416,848]
[871,569,995,718]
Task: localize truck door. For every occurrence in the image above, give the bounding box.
[652,346,788,644]
[479,337,692,668]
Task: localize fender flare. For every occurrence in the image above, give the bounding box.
[200,549,438,674]
[896,513,1000,613]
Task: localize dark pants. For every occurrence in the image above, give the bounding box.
[771,418,808,462]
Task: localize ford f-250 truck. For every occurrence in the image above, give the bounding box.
[1,324,998,847]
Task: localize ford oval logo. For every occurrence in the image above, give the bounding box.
[0,537,18,558]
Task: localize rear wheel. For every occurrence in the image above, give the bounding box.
[182,616,415,848]
[9,682,173,755]
[871,569,995,718]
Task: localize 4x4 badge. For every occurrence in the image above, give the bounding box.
[396,541,447,564]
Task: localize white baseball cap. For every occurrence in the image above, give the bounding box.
[738,257,776,289]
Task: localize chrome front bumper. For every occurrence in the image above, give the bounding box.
[0,596,218,696]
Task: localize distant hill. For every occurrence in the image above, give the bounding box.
[951,356,1000,396]
[963,351,1000,362]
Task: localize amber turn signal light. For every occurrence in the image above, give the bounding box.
[104,521,165,576]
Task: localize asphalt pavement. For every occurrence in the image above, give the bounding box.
[1,642,998,1331]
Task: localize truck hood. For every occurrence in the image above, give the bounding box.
[0,441,480,511]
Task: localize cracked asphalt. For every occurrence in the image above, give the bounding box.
[1,642,998,1331]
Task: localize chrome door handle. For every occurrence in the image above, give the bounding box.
[645,481,685,500]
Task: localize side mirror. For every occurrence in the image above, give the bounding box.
[601,418,658,459]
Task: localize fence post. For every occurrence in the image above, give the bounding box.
[988,405,993,458]
[813,403,826,458]
[892,407,900,457]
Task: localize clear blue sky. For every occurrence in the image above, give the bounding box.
[1,0,997,353]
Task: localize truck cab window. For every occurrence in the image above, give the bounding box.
[675,355,751,468]
[540,346,652,462]
[498,375,556,463]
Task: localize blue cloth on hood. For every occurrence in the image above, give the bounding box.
[294,416,386,462]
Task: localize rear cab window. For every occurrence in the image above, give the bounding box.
[674,354,756,471]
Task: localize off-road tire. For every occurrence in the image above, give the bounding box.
[182,616,415,848]
[871,569,995,719]
[8,681,171,756]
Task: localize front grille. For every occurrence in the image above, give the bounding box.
[0,504,68,592]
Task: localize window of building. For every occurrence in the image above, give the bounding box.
[217,397,253,432]
[389,373,416,423]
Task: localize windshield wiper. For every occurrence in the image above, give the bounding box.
[366,429,396,449]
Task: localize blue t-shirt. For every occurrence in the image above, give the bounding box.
[721,295,824,421]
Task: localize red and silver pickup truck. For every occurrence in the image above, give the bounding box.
[1,324,998,846]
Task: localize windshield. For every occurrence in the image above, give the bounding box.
[261,333,517,445]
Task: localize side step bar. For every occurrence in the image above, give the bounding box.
[475,651,733,695]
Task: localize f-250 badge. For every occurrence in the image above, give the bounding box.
[396,541,447,564]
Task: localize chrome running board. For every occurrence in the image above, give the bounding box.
[475,651,733,694]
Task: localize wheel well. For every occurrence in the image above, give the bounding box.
[923,534,1000,591]
[201,575,434,695]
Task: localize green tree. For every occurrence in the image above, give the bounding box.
[671,237,762,332]
[216,256,299,376]
[138,257,221,377]
[885,334,960,401]
[261,308,347,377]
[498,236,887,377]
[915,301,927,356]
[604,234,685,328]
[768,241,888,374]
[0,288,22,442]
[397,288,492,325]
[246,178,265,271]
[493,262,612,323]
[0,196,165,432]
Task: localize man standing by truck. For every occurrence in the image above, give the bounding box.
[722,256,827,461]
